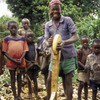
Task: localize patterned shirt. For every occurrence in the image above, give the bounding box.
[2,36,28,68]
[45,15,77,60]
[85,53,100,80]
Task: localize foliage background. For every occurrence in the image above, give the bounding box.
[0,0,100,46]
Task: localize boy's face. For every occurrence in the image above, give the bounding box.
[22,20,30,30]
[92,42,100,55]
[81,38,89,49]
[8,23,18,35]
[25,32,34,43]
[50,4,61,20]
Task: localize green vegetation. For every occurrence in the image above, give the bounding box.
[0,0,100,84]
[5,0,100,41]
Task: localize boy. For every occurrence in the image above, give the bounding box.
[85,39,100,100]
[77,35,92,100]
[44,0,79,100]
[0,40,5,75]
[37,22,51,86]
[2,21,28,100]
[18,18,31,37]
[18,18,31,84]
[25,30,40,99]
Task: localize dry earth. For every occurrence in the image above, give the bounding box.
[0,74,100,100]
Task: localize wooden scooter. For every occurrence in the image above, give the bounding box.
[50,34,62,100]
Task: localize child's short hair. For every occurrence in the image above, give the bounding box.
[26,30,35,37]
[81,35,90,41]
[8,21,18,27]
[92,39,100,46]
[22,18,30,24]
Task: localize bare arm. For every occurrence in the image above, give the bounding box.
[20,52,26,60]
[45,33,79,49]
[62,33,79,45]
[78,61,87,69]
[3,52,17,63]
[18,52,26,64]
[57,33,79,50]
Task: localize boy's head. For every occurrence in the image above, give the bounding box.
[81,35,90,49]
[22,18,30,30]
[92,39,100,55]
[8,21,18,35]
[49,0,61,20]
[25,30,35,43]
[42,22,46,34]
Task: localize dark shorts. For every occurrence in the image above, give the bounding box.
[49,57,77,75]
[90,80,100,91]
[27,65,40,80]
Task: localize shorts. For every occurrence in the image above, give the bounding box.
[49,57,76,75]
[27,65,40,79]
[78,71,88,83]
[90,80,100,91]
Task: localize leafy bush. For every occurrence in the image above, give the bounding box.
[0,67,10,84]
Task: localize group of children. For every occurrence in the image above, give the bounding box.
[0,18,50,100]
[0,1,100,100]
[0,18,100,100]
[77,36,100,100]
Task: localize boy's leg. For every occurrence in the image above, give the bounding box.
[17,72,22,99]
[84,83,88,100]
[78,81,84,100]
[62,71,73,100]
[44,71,48,86]
[27,70,33,98]
[45,71,51,100]
[28,78,32,98]
[33,72,40,99]
[9,70,17,99]
[92,90,97,100]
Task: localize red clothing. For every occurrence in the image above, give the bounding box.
[2,36,28,68]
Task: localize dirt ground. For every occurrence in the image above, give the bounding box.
[0,74,100,100]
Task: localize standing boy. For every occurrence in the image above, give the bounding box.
[18,18,31,37]
[85,39,100,100]
[25,30,40,99]
[77,35,92,100]
[37,22,51,86]
[2,21,28,100]
[44,0,79,100]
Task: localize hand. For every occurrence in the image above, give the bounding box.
[48,36,53,47]
[56,40,65,50]
[16,59,22,65]
[14,59,22,65]
[85,66,91,70]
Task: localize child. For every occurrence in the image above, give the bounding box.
[85,39,100,100]
[18,18,31,84]
[77,35,92,100]
[37,22,51,86]
[18,18,31,37]
[25,30,40,99]
[2,21,28,100]
[0,40,5,75]
[44,0,79,100]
